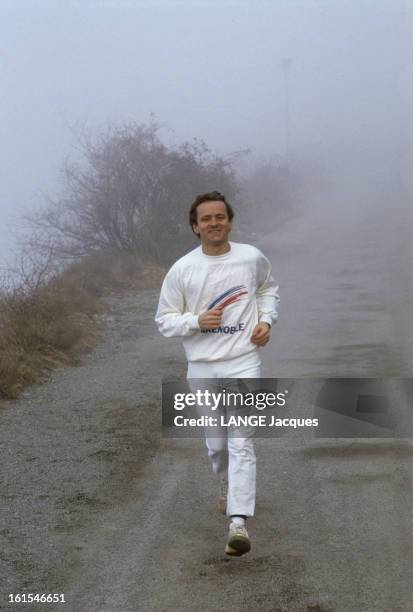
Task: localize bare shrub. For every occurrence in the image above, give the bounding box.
[23,120,242,266]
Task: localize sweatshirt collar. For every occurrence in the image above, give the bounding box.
[199,242,233,260]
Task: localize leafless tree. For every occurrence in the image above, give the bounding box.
[24,120,241,265]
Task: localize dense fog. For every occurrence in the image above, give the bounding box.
[1,0,412,265]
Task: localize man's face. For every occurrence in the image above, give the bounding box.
[193,200,232,246]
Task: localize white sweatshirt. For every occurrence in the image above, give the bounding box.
[155,241,280,362]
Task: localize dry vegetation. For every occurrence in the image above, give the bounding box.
[0,252,165,400]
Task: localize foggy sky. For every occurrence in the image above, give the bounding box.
[1,0,412,266]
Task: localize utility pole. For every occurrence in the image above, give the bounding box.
[281,57,292,168]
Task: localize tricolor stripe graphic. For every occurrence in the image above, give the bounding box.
[207,285,248,310]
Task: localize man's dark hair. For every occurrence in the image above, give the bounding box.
[189,191,234,237]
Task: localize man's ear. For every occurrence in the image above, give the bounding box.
[192,225,200,235]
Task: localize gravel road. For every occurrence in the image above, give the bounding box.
[1,188,413,611]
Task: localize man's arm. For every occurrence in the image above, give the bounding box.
[155,267,200,337]
[256,251,280,327]
[250,251,280,346]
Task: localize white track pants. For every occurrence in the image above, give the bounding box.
[187,351,261,518]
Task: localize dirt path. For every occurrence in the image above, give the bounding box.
[0,289,184,610]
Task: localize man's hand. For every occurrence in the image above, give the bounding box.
[198,307,223,330]
[250,322,271,346]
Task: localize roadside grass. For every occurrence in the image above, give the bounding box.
[0,252,165,399]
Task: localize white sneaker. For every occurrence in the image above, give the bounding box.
[225,522,251,556]
[218,477,228,515]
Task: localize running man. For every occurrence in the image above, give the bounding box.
[155,191,280,556]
